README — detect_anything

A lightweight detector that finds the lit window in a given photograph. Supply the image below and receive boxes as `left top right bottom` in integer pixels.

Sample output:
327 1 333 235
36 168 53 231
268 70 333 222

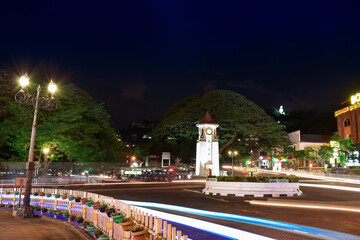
344 118 351 127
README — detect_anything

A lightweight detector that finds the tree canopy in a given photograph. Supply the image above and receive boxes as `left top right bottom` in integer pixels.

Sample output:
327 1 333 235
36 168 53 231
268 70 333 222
0 71 124 163
152 90 290 158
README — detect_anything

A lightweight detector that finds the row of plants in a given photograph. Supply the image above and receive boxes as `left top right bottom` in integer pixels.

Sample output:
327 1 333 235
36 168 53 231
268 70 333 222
1 191 154 240
2 191 85 202
215 175 299 182
0 203 13 208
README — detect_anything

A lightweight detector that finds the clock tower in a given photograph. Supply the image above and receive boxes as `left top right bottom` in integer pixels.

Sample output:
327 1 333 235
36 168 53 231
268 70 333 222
196 112 220 177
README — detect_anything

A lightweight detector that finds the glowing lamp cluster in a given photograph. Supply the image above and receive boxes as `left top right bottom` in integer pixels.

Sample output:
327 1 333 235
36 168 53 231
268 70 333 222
228 150 238 156
19 73 57 96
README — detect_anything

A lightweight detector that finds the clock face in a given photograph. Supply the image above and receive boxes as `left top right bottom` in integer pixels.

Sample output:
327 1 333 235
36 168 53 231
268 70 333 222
205 128 213 135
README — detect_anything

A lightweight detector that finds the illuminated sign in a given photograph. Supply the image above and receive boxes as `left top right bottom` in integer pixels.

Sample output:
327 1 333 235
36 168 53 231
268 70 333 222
351 93 360 105
334 93 360 117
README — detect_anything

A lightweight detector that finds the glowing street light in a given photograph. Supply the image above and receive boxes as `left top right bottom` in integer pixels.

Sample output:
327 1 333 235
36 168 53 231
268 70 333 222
19 73 30 88
228 150 238 176
14 73 58 218
43 147 50 155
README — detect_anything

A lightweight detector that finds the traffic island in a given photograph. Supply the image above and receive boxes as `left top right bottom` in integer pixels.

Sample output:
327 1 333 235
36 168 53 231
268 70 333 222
203 176 302 197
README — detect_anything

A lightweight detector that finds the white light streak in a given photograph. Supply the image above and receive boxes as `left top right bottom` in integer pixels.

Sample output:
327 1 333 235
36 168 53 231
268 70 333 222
249 200 360 213
122 202 274 240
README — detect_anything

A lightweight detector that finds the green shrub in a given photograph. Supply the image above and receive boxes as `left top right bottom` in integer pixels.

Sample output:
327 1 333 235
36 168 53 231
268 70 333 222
287 175 299 182
258 176 270 182
216 175 298 182
247 177 260 182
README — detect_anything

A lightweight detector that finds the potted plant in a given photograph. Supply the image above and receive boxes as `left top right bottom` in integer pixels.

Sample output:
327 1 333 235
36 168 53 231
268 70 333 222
5 191 10 195
61 193 67 200
46 193 52 198
76 216 84 223
33 192 39 196
99 234 109 240
99 203 108 212
42 207 48 213
14 191 19 196
70 214 77 221
92 201 100 210
110 212 123 223
86 199 93 207
48 209 54 214
129 225 148 240
106 207 115 217
118 217 134 231
82 220 90 228
35 207 42 211
74 196 81 202
62 211 70 218
54 193 60 199
21 191 25 195
6 204 13 208
55 210 62 216
94 228 103 238
87 224 95 232
67 195 75 201
0 203 5 208
39 192 45 197
81 198 88 204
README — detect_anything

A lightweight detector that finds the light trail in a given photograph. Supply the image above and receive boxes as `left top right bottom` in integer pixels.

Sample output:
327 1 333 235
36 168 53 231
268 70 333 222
120 200 360 240
299 183 360 192
248 200 360 213
258 169 360 185
121 202 274 240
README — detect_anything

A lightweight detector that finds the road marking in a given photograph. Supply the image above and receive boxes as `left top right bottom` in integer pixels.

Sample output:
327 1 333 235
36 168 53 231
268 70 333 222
183 189 229 202
182 189 202 194
205 196 229 202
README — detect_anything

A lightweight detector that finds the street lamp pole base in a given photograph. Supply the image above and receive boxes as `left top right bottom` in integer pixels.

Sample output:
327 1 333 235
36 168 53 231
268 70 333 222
16 205 34 218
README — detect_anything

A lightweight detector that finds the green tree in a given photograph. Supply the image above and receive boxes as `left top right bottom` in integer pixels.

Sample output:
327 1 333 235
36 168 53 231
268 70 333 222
0 73 124 164
152 90 290 160
318 145 333 166
332 132 356 166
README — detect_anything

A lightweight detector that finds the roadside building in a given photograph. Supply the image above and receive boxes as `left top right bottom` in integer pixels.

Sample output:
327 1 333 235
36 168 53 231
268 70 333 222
288 130 330 151
334 93 360 142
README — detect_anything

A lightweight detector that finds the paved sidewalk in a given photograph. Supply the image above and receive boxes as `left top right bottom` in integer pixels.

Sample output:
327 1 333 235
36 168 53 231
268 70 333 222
0 209 92 240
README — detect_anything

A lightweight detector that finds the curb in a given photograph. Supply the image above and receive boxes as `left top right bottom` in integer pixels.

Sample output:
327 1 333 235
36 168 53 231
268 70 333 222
38 215 94 240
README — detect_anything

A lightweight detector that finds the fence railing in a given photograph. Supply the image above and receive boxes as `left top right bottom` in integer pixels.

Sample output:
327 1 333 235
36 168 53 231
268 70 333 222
0 187 189 240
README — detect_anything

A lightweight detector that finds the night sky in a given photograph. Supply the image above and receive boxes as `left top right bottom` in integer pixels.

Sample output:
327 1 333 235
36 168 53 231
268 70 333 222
1 1 360 128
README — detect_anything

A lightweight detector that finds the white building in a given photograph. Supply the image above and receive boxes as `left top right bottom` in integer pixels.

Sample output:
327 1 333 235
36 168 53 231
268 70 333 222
288 130 330 150
196 112 220 177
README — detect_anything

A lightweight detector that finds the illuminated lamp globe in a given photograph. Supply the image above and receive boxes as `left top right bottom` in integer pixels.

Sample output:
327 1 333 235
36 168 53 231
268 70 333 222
19 73 30 88
48 79 57 94
43 147 50 155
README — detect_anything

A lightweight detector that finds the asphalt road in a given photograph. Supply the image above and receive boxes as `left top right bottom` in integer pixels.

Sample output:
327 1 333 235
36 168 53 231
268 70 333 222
60 180 360 240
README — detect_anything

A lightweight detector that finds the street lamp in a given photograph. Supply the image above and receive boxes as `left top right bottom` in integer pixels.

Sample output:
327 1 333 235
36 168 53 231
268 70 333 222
228 150 238 176
15 73 57 218
246 135 259 168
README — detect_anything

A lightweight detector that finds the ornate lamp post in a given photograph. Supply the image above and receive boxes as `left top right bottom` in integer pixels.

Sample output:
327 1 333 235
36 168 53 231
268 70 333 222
228 150 238 176
15 73 57 218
